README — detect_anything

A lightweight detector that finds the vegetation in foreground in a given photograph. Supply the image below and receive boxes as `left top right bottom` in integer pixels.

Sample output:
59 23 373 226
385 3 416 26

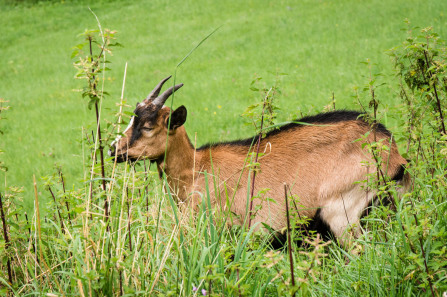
0 19 446 296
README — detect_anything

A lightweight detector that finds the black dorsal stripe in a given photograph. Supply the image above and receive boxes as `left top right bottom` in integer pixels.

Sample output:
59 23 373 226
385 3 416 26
197 110 392 151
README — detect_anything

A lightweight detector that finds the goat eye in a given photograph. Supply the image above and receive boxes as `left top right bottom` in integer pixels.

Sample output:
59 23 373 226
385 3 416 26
141 127 153 132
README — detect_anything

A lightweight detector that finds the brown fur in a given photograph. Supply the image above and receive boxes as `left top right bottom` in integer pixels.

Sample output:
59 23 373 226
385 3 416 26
112 103 409 247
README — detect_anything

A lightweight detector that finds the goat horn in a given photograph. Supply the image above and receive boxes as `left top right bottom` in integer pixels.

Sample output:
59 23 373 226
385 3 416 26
152 83 184 108
145 76 172 102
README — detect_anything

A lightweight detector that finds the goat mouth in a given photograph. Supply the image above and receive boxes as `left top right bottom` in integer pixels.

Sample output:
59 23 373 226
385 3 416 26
108 149 162 164
113 154 160 164
109 151 138 163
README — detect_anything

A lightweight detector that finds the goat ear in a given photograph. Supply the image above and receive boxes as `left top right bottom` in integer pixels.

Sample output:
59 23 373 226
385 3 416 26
166 105 187 130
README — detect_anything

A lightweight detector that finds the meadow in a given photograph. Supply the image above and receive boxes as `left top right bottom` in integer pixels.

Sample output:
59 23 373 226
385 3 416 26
1 0 446 207
0 0 446 296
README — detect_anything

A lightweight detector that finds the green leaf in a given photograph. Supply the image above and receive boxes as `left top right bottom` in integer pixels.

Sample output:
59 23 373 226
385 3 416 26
71 50 80 59
109 42 124 47
88 98 95 110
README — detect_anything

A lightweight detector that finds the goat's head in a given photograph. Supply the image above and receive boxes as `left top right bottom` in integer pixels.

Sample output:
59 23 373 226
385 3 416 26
109 76 187 162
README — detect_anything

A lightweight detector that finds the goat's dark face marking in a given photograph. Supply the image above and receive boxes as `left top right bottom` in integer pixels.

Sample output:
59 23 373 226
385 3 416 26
128 103 159 146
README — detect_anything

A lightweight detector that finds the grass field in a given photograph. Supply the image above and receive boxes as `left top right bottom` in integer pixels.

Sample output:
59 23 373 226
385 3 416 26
1 0 446 208
0 0 447 296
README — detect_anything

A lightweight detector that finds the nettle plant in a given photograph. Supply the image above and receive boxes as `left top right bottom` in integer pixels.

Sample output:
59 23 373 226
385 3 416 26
72 27 122 220
390 22 447 137
241 74 283 229
352 59 400 207
388 23 447 295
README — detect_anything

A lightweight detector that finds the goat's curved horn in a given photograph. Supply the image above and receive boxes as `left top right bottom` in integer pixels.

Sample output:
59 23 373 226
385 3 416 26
145 76 172 102
152 83 184 108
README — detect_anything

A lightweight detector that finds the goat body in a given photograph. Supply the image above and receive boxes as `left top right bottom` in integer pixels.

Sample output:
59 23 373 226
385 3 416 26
110 77 410 246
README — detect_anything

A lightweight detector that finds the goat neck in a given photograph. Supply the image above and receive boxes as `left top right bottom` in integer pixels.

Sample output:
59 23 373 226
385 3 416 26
154 125 195 201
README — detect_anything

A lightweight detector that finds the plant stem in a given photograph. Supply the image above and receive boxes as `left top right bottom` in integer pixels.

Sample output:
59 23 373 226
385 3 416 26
126 187 132 252
88 35 108 221
284 184 296 297
33 176 43 266
423 50 446 135
247 88 271 228
58 169 72 222
247 133 262 228
0 192 13 286
95 101 108 219
288 187 312 246
236 268 242 297
48 186 65 234
24 212 37 259
119 270 123 296
409 199 436 297
332 91 336 110
144 159 150 224
94 102 107 193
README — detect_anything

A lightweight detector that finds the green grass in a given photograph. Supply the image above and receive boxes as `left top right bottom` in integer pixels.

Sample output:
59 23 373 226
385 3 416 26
0 1 447 296
1 0 446 208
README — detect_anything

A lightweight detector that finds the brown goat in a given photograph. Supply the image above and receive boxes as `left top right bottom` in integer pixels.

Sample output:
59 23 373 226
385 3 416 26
109 76 410 247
